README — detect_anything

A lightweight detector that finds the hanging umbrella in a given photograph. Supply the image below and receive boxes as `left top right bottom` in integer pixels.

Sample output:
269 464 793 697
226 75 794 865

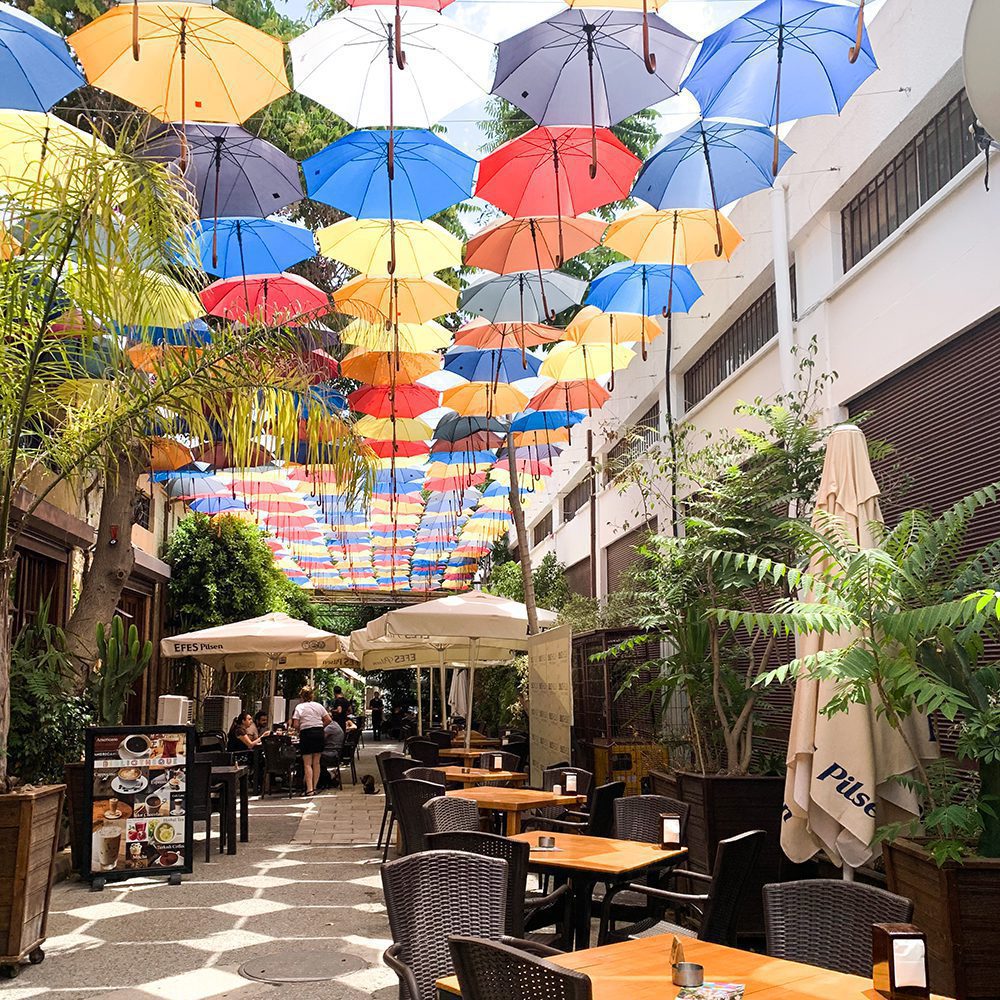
632 120 793 253
184 217 316 277
197 441 274 469
540 341 636 381
682 0 878 174
529 380 610 413
334 275 457 325
137 123 303 219
349 384 439 418
465 216 606 274
562 0 669 71
189 496 249 515
341 349 440 384
476 126 641 263
355 414 432 441
442 382 529 418
340 318 452 353
167 473 228 499
510 410 584 432
460 271 586 325
149 437 194 472
435 414 507 441
431 432 503 453
586 261 702 316
567 305 660 347
69 3 289 123
366 438 432 459
65 267 204 330
494 9 695 176
0 4 86 111
444 349 542 383
318 217 461 278
455 318 563 352
201 273 329 325
605 208 743 265
290 7 494 127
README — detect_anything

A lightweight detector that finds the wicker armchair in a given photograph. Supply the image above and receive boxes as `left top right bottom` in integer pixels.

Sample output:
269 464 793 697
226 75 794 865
404 766 447 786
388 778 444 855
381 755 420 860
600 829 766 946
382 851 559 1000
523 781 624 838
405 738 441 766
340 727 362 785
763 880 914 976
376 750 405 852
423 796 480 835
427 830 572 944
449 936 592 1000
426 730 455 749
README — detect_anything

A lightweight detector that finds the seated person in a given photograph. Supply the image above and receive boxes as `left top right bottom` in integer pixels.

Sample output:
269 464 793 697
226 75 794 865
318 718 345 789
228 712 261 755
252 710 270 739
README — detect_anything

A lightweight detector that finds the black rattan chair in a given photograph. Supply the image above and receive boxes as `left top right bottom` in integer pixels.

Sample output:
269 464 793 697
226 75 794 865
763 879 914 976
426 730 455 749
260 736 299 798
601 829 766 946
476 750 520 771
382 754 421 861
523 781 624 838
376 750 405 852
423 795 480 835
187 760 227 861
428 830 572 944
340 727 362 785
382 851 559 1000
196 730 227 754
449 936 591 1000
405 766 447 786
388 778 443 855
405 738 441 766
504 739 529 771
614 794 690 843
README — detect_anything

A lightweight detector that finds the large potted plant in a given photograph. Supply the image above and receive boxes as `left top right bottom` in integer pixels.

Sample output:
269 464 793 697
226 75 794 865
712 486 1000 999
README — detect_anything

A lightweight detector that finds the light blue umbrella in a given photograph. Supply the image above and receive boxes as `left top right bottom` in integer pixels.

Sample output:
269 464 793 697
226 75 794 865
189 497 248 515
444 348 542 383
683 0 877 174
586 262 702 316
510 410 584 433
185 218 317 278
0 4 85 111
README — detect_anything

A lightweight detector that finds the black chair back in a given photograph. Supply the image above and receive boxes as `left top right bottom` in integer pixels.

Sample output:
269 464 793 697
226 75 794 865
449 936 592 1000
406 738 441 766
700 829 766 946
426 730 455 748
614 794 690 844
423 796 480 837
405 766 447 786
586 781 626 837
503 739 529 771
383 754 420 788
388 778 444 855
196 730 227 753
341 726 361 758
763 879 914 976
186 760 214 822
542 767 594 802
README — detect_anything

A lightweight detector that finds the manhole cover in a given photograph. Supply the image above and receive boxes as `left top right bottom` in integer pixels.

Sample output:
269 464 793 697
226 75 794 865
238 948 367 983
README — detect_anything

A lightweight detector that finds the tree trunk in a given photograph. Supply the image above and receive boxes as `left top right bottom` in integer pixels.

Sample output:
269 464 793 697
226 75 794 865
0 555 14 791
506 430 538 635
64 447 145 687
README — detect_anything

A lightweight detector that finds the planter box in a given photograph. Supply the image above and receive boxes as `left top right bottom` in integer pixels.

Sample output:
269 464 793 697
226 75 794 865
884 838 1000 1000
0 784 65 969
651 770 814 941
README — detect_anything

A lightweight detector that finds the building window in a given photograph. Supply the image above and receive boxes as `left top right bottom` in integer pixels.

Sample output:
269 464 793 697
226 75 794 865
842 89 978 271
532 511 553 547
562 476 592 523
133 491 151 531
604 403 661 484
683 269 796 411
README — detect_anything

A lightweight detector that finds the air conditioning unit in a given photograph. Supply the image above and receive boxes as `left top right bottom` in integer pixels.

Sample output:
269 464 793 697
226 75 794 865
270 696 287 725
203 695 242 733
157 695 192 726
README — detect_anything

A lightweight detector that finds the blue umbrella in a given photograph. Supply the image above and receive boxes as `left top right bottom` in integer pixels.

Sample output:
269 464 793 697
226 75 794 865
0 5 85 111
189 497 248 515
143 320 213 347
510 410 584 433
185 218 317 278
444 349 542 383
683 0 877 174
428 451 497 466
303 129 476 221
586 262 702 316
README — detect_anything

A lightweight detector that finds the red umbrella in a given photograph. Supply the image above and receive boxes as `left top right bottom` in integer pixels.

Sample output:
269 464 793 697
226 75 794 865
476 126 640 262
430 432 503 453
304 348 340 383
529 380 610 414
201 273 328 325
426 473 487 491
495 458 553 477
251 499 311 513
277 528 327 541
465 215 606 273
349 384 439 419
366 438 431 459
455 317 563 351
261 513 317 527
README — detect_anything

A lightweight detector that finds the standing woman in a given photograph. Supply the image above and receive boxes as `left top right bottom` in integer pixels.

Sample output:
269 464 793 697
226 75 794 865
291 687 331 796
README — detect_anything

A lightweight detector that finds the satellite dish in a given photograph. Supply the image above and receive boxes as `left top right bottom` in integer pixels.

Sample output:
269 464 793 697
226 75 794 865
964 0 1000 139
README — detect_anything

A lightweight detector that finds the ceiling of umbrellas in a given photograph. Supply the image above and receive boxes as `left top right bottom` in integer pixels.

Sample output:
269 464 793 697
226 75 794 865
0 0 876 593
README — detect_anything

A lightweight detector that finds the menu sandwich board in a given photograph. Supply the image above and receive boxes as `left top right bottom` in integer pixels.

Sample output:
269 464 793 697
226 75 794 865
85 726 195 887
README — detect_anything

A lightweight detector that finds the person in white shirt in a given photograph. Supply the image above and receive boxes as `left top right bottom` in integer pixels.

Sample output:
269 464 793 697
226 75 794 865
291 687 332 796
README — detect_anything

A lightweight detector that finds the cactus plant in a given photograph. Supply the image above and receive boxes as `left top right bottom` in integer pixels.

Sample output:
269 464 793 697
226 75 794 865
92 616 153 726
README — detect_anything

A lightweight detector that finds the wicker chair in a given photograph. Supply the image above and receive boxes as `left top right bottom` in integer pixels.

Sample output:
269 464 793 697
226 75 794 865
763 880 914 976
600 829 766 946
476 750 520 772
428 830 572 944
426 730 455 749
423 796 480 835
376 750 405 852
406 738 441 766
523 781 625 838
388 778 443 855
260 736 300 798
449 936 591 1000
405 766 447 786
614 794 690 843
340 727 362 785
381 755 420 861
504 740 529 771
382 851 559 1000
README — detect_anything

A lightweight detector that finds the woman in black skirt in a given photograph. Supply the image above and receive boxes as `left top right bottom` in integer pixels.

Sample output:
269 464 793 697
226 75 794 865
291 687 332 796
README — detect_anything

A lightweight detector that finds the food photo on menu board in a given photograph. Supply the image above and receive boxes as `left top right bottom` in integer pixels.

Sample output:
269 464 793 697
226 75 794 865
87 727 193 879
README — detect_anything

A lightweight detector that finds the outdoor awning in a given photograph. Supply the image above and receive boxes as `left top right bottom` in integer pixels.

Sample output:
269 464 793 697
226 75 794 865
160 612 343 659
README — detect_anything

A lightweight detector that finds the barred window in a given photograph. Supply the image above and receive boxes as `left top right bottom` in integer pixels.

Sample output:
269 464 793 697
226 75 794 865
603 403 661 484
842 90 978 271
532 511 553 547
133 491 152 531
562 476 592 522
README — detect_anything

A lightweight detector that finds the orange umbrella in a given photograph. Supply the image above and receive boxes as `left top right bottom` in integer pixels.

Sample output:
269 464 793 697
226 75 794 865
333 275 458 325
465 214 606 273
442 382 529 417
340 349 440 384
567 304 661 347
513 428 570 447
529 380 610 414
455 316 564 351
604 207 743 265
149 437 194 471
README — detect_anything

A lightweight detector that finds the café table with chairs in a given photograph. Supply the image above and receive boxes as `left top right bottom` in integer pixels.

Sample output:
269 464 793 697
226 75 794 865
445 786 586 835
432 766 529 787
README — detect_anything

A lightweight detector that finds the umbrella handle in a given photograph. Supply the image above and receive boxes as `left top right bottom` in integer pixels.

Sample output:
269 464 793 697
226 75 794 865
848 0 865 63
642 3 657 74
395 6 407 70
714 208 724 258
132 0 140 60
590 131 598 181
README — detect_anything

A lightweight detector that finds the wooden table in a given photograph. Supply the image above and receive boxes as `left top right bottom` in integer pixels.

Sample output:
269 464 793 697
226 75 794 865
437 935 954 999
446 787 585 836
433 766 529 786
210 765 249 855
439 747 498 764
511 831 686 950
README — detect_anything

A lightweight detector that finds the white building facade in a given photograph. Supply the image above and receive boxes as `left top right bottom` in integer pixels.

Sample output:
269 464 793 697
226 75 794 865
525 0 998 600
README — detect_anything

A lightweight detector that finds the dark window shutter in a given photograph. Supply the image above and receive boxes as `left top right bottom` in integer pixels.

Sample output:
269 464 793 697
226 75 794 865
604 521 656 595
565 557 593 599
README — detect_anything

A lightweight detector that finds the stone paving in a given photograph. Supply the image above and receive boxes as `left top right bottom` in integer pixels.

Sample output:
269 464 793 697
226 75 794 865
0 740 402 1000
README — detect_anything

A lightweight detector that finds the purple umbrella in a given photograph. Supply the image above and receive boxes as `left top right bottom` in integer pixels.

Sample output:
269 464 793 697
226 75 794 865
493 9 695 176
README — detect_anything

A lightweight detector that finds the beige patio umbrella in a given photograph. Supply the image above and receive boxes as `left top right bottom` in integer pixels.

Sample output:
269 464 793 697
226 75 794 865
783 425 936 872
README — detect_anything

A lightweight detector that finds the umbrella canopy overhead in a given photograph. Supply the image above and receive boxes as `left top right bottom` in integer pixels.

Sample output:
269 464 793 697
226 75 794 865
464 216 605 274
0 4 86 111
184 218 317 278
319 217 462 278
460 271 586 324
201 273 329 324
160 612 341 657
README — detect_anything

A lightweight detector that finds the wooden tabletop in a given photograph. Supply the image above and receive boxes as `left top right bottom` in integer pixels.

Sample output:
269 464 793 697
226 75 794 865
434 766 529 786
439 747 498 761
436 935 953 999
445 787 584 812
509 831 685 876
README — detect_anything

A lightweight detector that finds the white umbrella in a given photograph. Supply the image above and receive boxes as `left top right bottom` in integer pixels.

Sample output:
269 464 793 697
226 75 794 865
289 7 495 128
448 668 469 720
783 425 937 873
160 613 341 658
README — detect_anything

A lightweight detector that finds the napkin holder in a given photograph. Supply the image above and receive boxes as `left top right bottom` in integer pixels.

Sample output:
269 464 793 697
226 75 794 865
660 813 682 851
873 924 930 999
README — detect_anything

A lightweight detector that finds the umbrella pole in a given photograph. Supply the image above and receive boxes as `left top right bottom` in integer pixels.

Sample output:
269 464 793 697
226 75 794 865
664 224 680 535
586 25 599 180
642 0 657 73
179 18 189 170
428 658 434 729
848 0 865 63
416 666 423 735
439 651 447 728
394 0 407 70
700 123 726 257
773 15 785 176
465 643 478 749
132 0 140 59
529 219 551 322
552 139 565 267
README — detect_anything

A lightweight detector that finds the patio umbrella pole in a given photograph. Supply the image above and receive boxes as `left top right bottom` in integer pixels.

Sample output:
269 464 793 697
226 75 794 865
586 24 599 180
464 643 478 749
848 0 865 63
416 666 423 735
439 651 447 727
772 12 785 176
428 661 434 729
699 123 726 257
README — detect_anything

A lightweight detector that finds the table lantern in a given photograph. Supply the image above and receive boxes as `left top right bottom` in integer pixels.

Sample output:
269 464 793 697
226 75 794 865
660 813 682 850
565 772 578 793
493 754 503 771
873 924 930 1000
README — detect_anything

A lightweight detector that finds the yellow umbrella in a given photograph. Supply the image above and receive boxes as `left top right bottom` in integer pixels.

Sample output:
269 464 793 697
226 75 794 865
540 341 636 380
341 349 441 385
604 208 744 265
0 111 116 207
340 319 452 352
334 275 458 325
127 343 202 373
318 218 462 278
69 3 289 123
425 461 493 480
442 382 528 418
371 499 424 514
490 471 547 491
567 305 661 346
65 267 203 329
0 227 20 260
355 415 433 441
